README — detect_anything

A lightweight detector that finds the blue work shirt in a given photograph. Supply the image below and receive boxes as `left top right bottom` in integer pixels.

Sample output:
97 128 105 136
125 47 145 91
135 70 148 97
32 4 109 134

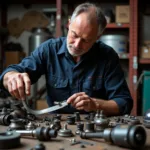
0 37 133 114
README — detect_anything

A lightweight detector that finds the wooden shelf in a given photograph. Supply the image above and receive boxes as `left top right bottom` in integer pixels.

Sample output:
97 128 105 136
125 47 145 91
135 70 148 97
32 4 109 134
139 59 150 64
106 23 130 29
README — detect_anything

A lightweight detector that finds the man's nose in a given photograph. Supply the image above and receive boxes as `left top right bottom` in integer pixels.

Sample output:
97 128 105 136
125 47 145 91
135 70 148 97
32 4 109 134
74 38 81 48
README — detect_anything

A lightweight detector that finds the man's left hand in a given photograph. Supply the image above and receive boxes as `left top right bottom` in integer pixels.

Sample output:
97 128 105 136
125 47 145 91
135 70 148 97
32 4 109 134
67 92 96 112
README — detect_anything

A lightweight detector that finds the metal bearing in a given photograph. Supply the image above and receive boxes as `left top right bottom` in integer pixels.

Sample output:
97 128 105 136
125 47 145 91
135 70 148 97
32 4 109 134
0 131 21 149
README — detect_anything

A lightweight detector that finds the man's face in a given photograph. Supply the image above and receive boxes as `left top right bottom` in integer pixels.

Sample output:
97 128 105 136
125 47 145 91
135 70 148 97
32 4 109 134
67 13 99 57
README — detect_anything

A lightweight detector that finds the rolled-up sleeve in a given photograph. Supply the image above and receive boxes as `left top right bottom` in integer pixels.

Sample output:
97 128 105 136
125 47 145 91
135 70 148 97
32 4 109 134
104 50 133 115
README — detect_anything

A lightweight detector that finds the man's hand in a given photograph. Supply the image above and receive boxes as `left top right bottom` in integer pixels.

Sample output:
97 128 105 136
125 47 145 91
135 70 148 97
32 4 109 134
67 92 120 115
67 92 97 112
3 71 31 100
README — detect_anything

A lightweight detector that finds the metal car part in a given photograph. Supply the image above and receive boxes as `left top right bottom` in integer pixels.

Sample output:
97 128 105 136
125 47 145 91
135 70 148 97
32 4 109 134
22 99 68 115
80 124 147 149
0 131 21 149
15 127 57 141
58 123 73 137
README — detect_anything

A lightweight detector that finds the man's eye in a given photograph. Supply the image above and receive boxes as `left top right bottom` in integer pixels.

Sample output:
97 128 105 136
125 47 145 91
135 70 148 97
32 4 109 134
72 32 77 38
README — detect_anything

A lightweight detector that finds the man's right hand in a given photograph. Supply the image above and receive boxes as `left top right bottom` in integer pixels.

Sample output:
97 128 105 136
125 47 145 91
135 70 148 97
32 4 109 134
3 71 31 100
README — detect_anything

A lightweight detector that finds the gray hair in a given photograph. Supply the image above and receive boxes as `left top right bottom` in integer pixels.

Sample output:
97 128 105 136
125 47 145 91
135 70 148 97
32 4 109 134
70 2 107 36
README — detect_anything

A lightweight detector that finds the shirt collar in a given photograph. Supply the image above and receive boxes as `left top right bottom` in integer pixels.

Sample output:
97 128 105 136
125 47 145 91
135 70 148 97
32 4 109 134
57 38 67 55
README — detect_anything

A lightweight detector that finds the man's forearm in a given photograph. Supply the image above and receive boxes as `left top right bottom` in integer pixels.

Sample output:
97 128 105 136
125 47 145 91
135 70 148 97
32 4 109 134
92 98 120 116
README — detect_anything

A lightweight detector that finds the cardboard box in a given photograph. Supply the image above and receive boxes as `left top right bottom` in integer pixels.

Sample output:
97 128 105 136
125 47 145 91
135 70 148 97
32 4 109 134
140 46 150 58
140 41 150 58
5 51 25 67
116 5 130 23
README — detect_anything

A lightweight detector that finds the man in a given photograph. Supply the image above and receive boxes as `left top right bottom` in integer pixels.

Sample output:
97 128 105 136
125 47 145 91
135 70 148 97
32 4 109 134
0 3 133 115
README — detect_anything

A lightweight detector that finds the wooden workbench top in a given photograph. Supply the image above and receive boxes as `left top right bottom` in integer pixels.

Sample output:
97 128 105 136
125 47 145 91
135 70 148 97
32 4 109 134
0 115 150 150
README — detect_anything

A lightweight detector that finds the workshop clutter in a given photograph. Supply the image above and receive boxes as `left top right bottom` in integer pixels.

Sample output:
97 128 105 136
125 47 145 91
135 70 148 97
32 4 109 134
140 41 150 58
103 5 130 24
100 34 128 54
115 5 130 23
4 42 25 68
0 99 147 149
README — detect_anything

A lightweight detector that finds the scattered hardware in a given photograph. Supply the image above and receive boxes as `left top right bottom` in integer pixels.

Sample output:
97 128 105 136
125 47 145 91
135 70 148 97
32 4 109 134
25 121 37 130
29 143 46 150
74 112 81 122
84 121 95 133
66 115 76 125
58 123 74 137
80 124 147 149
75 122 84 135
9 118 26 130
94 110 109 131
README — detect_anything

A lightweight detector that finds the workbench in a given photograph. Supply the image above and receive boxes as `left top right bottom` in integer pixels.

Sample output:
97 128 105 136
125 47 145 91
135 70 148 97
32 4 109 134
0 115 150 150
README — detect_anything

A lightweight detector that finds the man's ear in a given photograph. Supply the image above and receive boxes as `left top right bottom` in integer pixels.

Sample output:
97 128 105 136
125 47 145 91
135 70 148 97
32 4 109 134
68 19 71 28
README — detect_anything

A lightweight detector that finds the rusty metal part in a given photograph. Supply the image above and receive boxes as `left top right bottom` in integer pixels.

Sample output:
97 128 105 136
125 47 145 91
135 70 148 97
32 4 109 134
0 131 21 149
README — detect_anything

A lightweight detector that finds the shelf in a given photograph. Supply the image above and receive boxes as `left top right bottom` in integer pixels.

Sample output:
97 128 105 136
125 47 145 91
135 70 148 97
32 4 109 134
106 23 130 29
139 59 150 64
118 53 129 59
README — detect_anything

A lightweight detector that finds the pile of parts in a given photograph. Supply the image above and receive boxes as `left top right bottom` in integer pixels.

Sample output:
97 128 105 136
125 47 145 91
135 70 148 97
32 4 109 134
0 98 148 149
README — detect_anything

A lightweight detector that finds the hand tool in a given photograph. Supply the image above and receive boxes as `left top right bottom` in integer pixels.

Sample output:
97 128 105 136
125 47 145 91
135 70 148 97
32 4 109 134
22 98 68 115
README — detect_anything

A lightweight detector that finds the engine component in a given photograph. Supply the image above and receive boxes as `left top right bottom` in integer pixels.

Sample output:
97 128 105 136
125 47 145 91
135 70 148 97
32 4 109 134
0 114 13 126
80 124 146 149
26 122 37 130
0 131 21 149
52 114 62 121
75 122 84 135
94 110 109 131
15 127 57 141
9 118 26 130
10 101 27 118
66 115 75 125
84 121 95 133
74 112 81 122
50 119 61 131
58 123 73 137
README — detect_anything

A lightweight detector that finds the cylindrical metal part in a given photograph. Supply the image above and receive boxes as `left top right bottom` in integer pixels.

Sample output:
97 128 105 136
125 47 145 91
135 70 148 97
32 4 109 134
80 131 103 139
15 127 57 141
15 130 34 137
111 124 146 148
